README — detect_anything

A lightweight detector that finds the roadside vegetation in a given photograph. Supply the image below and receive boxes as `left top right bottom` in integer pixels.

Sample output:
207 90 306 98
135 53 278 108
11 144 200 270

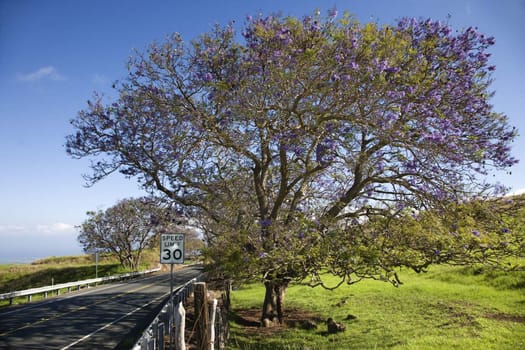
229 264 525 349
0 250 161 307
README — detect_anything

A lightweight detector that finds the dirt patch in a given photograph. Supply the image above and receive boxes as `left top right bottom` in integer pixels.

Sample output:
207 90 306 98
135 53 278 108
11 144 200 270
485 313 525 324
433 301 525 326
433 302 480 329
231 307 327 336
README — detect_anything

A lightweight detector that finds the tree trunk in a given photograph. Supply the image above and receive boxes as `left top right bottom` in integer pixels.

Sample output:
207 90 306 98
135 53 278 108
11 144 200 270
261 281 287 327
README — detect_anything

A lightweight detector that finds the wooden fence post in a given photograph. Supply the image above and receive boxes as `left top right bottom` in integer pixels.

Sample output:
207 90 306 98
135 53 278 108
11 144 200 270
194 282 209 350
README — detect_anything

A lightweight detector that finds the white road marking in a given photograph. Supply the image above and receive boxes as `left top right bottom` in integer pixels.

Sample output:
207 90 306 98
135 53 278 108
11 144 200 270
60 290 169 349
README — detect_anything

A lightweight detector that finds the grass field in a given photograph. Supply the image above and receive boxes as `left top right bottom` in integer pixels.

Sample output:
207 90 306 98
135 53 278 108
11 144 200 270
0 250 162 306
228 265 525 349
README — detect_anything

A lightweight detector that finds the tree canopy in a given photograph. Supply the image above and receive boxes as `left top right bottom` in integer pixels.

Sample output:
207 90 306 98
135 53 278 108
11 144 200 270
77 197 183 270
67 10 520 323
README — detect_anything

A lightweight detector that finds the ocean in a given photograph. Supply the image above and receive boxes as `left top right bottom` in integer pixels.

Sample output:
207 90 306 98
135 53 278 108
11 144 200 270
0 232 84 264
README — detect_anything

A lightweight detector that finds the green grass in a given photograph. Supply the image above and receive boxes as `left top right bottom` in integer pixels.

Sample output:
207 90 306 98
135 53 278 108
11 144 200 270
228 265 525 349
0 255 121 292
0 251 162 307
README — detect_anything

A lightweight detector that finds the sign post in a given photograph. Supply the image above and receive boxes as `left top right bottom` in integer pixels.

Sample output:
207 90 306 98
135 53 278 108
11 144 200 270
160 233 185 350
95 252 99 279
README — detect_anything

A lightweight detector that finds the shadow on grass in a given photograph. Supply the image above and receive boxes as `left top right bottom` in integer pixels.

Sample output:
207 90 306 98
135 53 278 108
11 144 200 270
230 307 358 335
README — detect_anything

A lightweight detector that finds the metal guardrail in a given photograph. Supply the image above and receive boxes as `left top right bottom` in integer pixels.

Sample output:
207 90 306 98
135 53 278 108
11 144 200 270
132 273 204 350
0 267 161 305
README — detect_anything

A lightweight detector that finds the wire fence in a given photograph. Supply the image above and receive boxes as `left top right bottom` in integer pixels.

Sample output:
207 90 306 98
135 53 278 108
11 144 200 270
132 275 230 350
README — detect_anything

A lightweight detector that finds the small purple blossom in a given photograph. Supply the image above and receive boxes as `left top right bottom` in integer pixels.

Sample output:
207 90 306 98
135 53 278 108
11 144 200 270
472 230 481 237
328 7 338 19
311 20 321 31
385 66 400 74
202 72 213 82
260 218 272 228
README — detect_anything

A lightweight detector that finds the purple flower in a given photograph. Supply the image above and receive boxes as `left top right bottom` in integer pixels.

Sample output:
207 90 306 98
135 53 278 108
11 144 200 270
472 230 481 237
396 202 406 211
259 252 268 258
260 218 272 227
202 72 213 82
328 7 338 19
385 66 400 74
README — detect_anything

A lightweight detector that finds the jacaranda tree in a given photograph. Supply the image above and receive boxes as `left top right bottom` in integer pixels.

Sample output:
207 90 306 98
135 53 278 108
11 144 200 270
77 197 177 270
66 10 520 325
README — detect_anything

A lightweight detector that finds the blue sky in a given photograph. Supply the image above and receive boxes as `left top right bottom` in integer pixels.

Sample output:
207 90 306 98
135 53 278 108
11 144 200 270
1 0 524 262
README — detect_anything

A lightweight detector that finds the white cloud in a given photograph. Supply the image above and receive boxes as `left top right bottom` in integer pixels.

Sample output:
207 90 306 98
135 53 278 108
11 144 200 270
0 225 26 233
17 66 66 82
507 188 525 197
36 222 76 234
0 222 76 235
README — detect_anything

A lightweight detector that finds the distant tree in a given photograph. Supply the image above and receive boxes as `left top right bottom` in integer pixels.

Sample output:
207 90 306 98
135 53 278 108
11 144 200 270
67 10 520 325
78 197 170 270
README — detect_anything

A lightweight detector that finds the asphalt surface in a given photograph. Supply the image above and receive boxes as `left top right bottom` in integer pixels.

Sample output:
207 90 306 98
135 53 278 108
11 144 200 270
0 265 202 349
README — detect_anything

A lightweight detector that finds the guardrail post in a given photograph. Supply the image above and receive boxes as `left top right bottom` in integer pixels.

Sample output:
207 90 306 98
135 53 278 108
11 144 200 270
158 322 165 350
152 321 158 348
143 337 153 350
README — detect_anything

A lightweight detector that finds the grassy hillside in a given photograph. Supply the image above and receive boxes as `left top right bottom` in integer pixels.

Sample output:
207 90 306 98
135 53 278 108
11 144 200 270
229 265 525 349
0 249 161 296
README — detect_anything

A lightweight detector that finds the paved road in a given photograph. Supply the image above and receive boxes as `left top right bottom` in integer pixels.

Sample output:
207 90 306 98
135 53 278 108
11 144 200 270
0 265 202 349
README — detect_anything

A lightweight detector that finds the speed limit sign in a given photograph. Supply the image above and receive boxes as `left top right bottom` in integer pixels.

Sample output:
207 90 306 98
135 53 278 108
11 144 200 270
160 233 185 264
